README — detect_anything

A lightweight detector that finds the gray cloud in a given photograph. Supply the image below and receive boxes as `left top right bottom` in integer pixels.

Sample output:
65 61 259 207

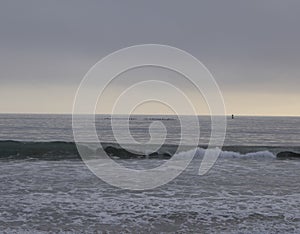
0 0 300 109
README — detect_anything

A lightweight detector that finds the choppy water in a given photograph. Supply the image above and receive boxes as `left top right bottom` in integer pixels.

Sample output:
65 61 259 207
0 114 299 233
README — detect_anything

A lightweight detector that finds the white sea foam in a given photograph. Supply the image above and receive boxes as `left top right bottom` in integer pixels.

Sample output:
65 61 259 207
174 147 276 160
1 156 300 232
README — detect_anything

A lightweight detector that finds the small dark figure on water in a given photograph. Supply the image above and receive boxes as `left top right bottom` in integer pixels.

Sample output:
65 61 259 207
232 114 234 119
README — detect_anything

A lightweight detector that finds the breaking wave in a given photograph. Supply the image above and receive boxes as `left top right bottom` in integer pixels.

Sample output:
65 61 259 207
0 141 299 160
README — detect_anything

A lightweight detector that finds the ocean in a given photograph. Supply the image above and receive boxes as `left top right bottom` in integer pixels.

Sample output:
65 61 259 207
0 114 300 233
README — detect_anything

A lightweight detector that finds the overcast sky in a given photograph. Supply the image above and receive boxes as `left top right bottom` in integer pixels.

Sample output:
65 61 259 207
0 0 299 115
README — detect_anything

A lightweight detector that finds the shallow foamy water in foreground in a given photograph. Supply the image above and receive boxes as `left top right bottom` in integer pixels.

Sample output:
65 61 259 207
1 154 300 233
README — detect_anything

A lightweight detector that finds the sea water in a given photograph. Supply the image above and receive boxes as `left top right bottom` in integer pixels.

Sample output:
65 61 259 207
0 114 299 233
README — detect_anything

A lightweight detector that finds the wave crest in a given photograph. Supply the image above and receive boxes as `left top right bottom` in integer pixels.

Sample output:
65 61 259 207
0 141 298 161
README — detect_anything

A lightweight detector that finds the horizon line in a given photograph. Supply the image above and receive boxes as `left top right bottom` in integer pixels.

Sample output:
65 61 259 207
0 112 299 118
